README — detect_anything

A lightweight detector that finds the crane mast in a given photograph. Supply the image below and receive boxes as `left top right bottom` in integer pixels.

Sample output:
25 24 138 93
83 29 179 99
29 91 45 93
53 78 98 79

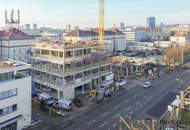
99 0 104 44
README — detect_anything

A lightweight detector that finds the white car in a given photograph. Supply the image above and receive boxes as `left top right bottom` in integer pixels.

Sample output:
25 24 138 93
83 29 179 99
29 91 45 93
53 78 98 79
116 80 126 87
142 82 152 88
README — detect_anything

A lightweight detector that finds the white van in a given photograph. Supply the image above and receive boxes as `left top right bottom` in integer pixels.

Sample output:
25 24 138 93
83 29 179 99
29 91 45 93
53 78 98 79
53 99 72 111
38 93 54 105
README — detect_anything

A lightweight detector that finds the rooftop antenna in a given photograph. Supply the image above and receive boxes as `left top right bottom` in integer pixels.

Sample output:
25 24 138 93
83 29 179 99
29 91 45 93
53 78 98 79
5 9 20 29
5 10 8 29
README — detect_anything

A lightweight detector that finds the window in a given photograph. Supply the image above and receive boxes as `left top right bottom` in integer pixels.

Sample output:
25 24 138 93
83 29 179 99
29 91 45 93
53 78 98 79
0 104 17 117
0 89 17 100
12 104 17 112
12 49 16 54
1 121 17 130
0 109 2 115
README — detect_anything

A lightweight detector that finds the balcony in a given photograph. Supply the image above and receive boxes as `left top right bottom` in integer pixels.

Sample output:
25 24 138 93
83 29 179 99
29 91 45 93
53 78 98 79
64 59 112 76
32 65 64 77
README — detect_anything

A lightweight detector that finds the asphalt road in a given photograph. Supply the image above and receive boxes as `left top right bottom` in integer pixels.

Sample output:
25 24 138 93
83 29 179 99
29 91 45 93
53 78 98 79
42 68 190 130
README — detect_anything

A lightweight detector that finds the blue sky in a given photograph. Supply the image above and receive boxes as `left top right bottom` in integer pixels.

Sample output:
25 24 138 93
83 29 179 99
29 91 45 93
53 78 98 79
0 0 190 28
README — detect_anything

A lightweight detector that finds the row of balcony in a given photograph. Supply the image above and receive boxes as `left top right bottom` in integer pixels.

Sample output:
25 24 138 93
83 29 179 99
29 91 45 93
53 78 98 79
64 60 112 76
32 70 111 89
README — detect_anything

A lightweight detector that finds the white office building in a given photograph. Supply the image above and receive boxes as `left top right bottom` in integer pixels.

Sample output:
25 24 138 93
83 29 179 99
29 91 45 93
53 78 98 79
123 31 145 42
170 36 190 46
0 60 31 130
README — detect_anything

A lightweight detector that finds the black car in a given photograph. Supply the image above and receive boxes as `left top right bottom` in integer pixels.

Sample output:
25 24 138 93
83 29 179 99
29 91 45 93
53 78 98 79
73 98 83 107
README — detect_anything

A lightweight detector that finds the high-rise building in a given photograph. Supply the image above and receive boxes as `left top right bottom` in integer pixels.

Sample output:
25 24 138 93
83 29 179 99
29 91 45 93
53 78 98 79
66 24 71 32
25 24 30 29
33 23 38 29
20 24 30 29
0 60 31 130
120 22 125 31
147 17 156 28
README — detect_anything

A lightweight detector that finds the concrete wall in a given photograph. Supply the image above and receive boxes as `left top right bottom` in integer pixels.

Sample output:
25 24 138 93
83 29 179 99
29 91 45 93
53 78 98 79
0 77 32 130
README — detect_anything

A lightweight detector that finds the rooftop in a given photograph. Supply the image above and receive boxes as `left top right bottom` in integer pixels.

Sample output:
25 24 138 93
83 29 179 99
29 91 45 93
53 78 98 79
0 60 31 74
34 40 112 50
65 28 123 37
0 27 35 40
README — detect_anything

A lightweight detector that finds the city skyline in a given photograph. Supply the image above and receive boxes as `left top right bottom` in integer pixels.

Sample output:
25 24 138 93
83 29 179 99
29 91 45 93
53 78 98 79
0 0 190 28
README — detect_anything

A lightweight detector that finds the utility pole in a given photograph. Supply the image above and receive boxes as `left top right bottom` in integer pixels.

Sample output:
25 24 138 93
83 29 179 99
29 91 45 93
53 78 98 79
181 47 184 64
157 36 160 78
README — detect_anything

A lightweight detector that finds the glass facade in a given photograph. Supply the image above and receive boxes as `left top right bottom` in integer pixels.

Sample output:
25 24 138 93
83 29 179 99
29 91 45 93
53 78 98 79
0 73 14 82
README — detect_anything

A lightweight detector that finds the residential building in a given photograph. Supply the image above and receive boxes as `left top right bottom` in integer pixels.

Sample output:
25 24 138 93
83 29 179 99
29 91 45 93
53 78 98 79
170 36 190 46
64 28 126 51
0 28 36 63
123 30 145 42
21 24 30 29
147 16 156 28
33 23 38 29
31 40 113 100
65 24 71 32
0 60 31 130
120 22 125 31
39 32 64 43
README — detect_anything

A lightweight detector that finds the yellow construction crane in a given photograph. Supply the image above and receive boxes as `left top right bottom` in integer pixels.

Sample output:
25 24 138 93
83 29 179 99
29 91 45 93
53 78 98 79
99 0 104 44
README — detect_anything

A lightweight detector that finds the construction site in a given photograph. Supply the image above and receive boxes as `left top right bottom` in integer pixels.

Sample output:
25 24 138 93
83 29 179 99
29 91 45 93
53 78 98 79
31 40 113 99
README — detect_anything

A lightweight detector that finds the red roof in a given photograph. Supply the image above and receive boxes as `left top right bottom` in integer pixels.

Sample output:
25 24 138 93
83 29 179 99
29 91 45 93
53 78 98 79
0 28 34 40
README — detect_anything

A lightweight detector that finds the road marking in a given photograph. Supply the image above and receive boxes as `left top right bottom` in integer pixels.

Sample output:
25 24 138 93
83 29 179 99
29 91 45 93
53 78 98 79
101 111 109 117
113 123 117 127
114 113 121 119
114 104 120 109
134 107 138 111
88 119 96 125
125 107 132 111
125 100 129 103
99 121 108 127
136 101 141 105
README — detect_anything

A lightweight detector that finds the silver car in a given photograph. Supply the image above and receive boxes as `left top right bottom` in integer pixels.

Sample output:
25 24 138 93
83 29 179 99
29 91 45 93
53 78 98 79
142 82 152 88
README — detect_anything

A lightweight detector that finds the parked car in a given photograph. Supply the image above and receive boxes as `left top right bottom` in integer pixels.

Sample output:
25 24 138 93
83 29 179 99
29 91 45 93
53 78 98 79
38 93 55 105
116 80 126 87
73 98 83 107
142 82 152 88
182 64 190 69
53 99 72 111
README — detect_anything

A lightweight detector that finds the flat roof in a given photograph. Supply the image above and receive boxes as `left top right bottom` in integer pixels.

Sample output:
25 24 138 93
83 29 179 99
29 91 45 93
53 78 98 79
34 40 112 51
0 60 31 74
